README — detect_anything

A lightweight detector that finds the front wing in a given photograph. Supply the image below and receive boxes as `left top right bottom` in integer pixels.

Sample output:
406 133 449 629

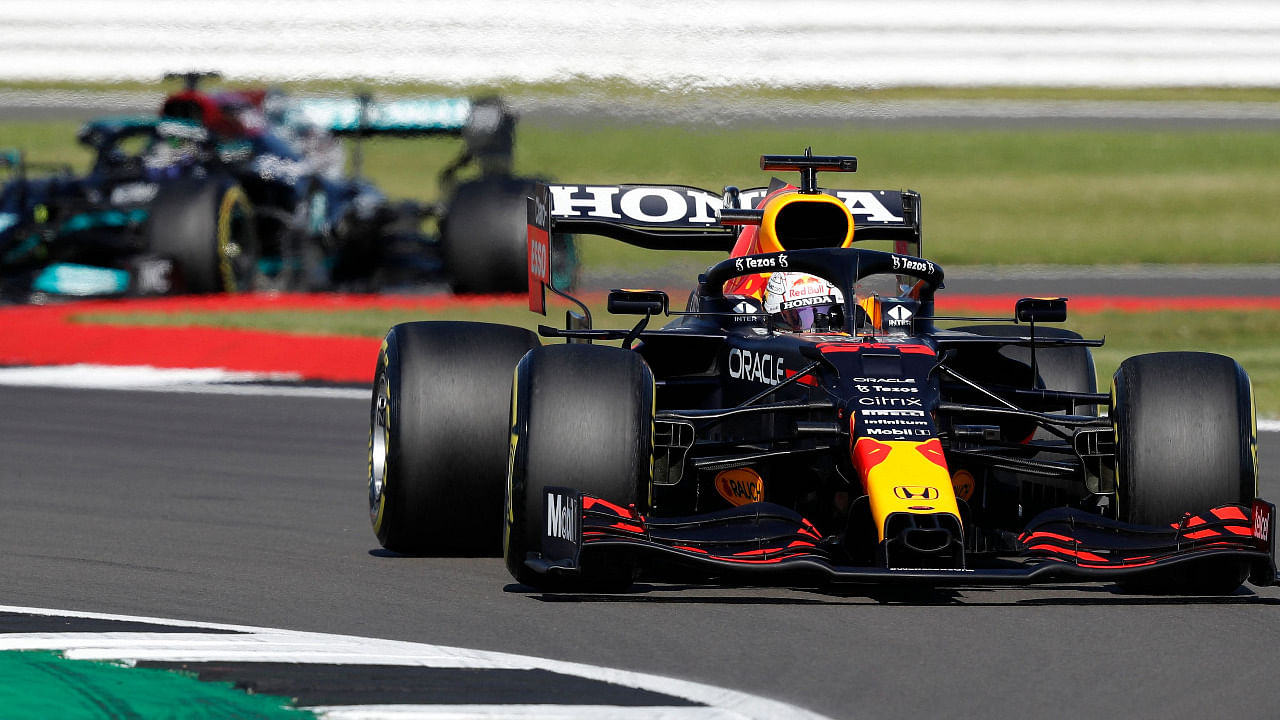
528 488 1278 589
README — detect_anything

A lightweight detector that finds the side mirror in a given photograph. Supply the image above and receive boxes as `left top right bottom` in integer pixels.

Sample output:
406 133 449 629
1016 297 1067 323
608 288 669 316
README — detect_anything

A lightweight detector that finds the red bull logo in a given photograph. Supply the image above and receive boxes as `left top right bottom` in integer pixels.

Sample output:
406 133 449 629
788 275 824 298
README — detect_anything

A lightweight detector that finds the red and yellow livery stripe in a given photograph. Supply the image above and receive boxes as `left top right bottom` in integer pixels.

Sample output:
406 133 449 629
852 435 960 541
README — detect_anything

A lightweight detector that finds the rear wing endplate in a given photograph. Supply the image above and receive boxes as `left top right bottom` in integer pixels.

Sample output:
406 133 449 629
527 186 552 313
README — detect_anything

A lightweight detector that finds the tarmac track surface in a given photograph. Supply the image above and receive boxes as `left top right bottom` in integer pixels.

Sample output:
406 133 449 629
1 384 1278 719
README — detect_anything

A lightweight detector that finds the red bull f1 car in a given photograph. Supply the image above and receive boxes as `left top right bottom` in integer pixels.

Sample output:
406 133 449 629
368 150 1276 595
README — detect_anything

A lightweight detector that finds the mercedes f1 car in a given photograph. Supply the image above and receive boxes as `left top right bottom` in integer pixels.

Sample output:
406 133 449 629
0 73 573 302
368 151 1275 595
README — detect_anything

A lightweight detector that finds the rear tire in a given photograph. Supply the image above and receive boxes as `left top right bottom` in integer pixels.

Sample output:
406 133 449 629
950 325 1097 441
504 344 654 589
1112 351 1257 594
369 321 540 556
441 176 577 294
146 177 256 293
441 176 530 294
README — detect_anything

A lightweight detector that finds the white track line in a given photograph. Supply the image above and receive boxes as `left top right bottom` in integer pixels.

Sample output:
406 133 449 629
0 364 298 387
310 707 746 719
0 604 832 720
0 365 368 399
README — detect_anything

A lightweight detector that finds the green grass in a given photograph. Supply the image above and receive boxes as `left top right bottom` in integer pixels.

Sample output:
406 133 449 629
75 304 1280 417
9 120 1278 269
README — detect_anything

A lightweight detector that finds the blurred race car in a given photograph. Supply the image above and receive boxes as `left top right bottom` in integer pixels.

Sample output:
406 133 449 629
367 150 1276 595
0 73 573 301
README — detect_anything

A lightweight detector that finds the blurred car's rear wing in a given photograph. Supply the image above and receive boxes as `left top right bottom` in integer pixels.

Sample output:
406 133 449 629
287 97 473 137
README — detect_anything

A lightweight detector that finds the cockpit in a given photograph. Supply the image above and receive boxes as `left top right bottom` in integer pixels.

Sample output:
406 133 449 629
699 247 941 338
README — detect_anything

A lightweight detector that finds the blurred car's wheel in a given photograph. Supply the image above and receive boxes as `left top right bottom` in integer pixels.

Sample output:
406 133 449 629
369 321 539 555
146 177 256 293
442 176 576 294
505 344 654 590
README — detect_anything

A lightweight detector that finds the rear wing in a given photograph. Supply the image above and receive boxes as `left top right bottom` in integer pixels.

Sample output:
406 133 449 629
526 181 922 313
286 97 472 136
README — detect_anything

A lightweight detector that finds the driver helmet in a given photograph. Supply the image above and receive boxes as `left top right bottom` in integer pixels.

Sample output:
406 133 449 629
762 272 845 332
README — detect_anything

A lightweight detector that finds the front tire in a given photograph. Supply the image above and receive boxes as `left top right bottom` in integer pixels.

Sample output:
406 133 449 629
1112 351 1257 593
369 321 540 555
504 344 654 589
1113 352 1256 525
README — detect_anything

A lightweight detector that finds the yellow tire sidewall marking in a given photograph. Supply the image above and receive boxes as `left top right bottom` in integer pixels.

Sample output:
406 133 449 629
217 186 250 293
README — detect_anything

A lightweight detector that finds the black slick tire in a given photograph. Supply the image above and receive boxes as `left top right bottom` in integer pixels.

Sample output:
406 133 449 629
440 176 534 294
504 344 654 590
369 321 540 556
951 325 1097 415
1112 351 1257 593
146 177 255 293
950 325 1097 442
1113 352 1256 524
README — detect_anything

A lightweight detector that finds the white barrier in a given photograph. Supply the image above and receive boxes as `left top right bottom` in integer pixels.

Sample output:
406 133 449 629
1 0 1279 87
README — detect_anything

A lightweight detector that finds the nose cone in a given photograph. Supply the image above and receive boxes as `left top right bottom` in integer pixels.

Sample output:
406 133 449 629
851 435 962 544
